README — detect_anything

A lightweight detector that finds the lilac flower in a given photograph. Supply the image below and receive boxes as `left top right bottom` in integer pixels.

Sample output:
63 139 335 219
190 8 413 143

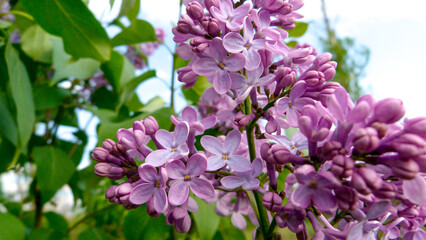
221 158 263 190
129 164 168 213
145 122 190 167
166 154 215 206
210 0 252 31
171 106 217 135
192 38 246 94
290 165 337 212
265 131 308 154
276 81 314 127
201 130 252 172
231 63 275 103
116 121 152 160
223 17 266 70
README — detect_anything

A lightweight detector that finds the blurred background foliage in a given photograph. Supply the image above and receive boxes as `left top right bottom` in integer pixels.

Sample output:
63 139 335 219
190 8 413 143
0 0 368 239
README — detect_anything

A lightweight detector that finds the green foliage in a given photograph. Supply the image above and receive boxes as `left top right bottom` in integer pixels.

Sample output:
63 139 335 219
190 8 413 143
112 20 157 46
193 198 220 240
21 25 53 63
101 50 135 91
182 76 212 104
33 84 70 110
21 0 111 62
33 146 76 203
0 96 18 145
287 22 309 38
0 212 26 240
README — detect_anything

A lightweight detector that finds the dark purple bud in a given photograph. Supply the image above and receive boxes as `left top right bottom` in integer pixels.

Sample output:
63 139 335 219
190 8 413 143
258 50 274 76
95 163 124 180
190 36 209 53
318 62 336 81
334 186 359 211
112 142 128 158
350 171 370 195
102 139 116 152
370 122 388 138
144 116 159 135
373 98 405 124
392 133 426 158
205 0 219 11
260 142 270 162
92 147 110 162
313 53 332 67
178 66 198 88
275 67 295 89
350 168 382 195
202 17 219 37
271 15 296 30
352 127 380 153
263 0 283 11
302 70 325 87
373 181 397 199
267 144 292 165
399 207 419 219
405 117 426 138
263 192 283 212
414 153 426 172
275 2 292 15
330 155 354 179
177 15 196 34
389 159 419 180
105 185 118 201
318 141 345 161
186 1 204 21
234 112 255 127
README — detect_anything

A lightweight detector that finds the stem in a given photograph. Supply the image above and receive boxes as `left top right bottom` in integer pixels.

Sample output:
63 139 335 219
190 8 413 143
244 96 270 239
170 2 183 112
267 217 277 237
67 204 116 233
34 181 43 229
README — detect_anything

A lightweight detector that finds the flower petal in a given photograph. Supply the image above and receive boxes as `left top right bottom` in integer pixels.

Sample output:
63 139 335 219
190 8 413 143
169 181 190 206
231 212 247 230
201 135 224 155
224 130 241 154
139 164 158 183
129 183 154 205
174 122 189 146
312 189 337 212
242 178 259 190
190 178 215 199
207 155 226 171
166 159 187 179
192 58 219 76
221 176 245 189
227 155 252 172
155 129 174 149
243 49 261 70
153 188 167 213
182 106 198 122
290 185 312 208
223 53 246 72
213 70 231 94
187 154 207 177
223 32 246 53
146 149 172 167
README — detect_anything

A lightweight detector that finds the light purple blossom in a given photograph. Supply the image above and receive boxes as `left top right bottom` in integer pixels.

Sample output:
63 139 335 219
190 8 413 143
210 0 252 31
201 130 252 172
221 157 262 190
166 154 215 206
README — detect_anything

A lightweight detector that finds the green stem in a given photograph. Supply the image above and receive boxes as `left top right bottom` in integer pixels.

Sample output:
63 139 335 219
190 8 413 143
267 217 277 237
170 2 183 112
244 96 270 239
67 204 116 233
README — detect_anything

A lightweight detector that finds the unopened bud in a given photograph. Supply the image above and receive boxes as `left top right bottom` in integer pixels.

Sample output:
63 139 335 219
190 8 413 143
405 117 426 138
186 1 204 20
267 144 292 165
95 163 124 180
144 116 159 135
92 147 110 162
373 98 405 124
392 133 426 158
102 139 115 152
234 112 255 127
190 36 209 53
263 192 283 212
353 127 380 153
330 155 354 179
202 17 220 37
389 159 419 180
374 181 397 199
334 186 358 211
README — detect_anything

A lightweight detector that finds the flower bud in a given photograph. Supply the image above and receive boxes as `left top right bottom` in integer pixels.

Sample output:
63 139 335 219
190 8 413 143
105 185 118 201
95 163 124 180
353 127 380 153
405 117 426 138
370 122 388 138
330 155 354 179
102 139 116 152
146 198 161 217
186 1 204 21
234 112 255 127
92 147 110 162
177 15 195 34
267 144 292 165
205 0 219 11
334 186 359 211
389 159 419 180
144 116 159 135
303 70 324 87
313 53 332 67
202 17 219 37
318 141 345 161
392 133 426 158
373 98 405 124
178 66 198 88
190 36 209 53
373 181 397 199
263 192 283 212
350 168 382 195
318 62 336 81
271 15 296 30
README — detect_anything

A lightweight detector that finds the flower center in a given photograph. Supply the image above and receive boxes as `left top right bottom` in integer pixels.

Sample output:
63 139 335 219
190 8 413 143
309 181 317 188
222 154 229 160
291 146 296 150
288 102 292 107
171 148 177 152
244 43 250 49
155 181 161 188
218 62 226 69
184 175 191 181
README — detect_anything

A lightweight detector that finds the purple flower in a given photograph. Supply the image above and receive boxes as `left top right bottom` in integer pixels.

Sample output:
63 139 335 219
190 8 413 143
166 154 215 206
276 81 314 127
223 17 265 70
145 122 190 167
192 38 246 94
265 131 308 154
210 0 252 31
129 164 168 212
171 106 217 135
201 130 252 172
221 157 263 190
290 165 337 212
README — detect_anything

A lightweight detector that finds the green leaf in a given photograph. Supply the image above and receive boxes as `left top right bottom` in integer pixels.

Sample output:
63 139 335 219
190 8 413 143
101 50 135 91
0 19 12 29
33 146 76 203
182 76 212 104
286 40 298 49
0 96 18 145
193 198 220 240
21 25 53 63
0 212 26 240
118 0 140 22
287 22 309 38
92 87 118 110
33 84 70 110
122 206 150 240
79 229 110 240
21 0 111 62
44 211 68 233
125 93 144 112
174 55 190 70
118 70 156 109
111 19 156 46
0 138 16 173
5 42 35 149
51 37 100 85
139 96 165 113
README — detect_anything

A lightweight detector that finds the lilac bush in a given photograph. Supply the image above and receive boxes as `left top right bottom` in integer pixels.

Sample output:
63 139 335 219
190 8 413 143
92 0 426 239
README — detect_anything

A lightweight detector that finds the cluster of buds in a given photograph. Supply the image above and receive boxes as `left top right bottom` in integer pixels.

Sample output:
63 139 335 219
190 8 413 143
93 0 426 239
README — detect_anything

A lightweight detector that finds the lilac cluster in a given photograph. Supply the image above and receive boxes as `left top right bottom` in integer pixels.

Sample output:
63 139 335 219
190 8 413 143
93 0 426 238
